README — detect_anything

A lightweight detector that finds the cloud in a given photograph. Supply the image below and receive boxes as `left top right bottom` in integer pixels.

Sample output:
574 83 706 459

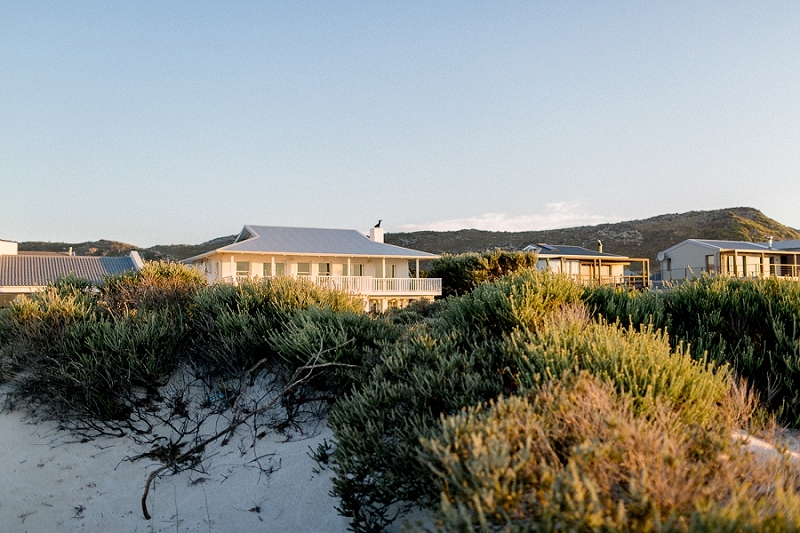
398 203 620 232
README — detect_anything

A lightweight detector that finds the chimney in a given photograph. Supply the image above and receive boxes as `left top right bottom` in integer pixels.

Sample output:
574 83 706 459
68 247 73 256
597 240 603 254
370 226 384 243
768 236 774 249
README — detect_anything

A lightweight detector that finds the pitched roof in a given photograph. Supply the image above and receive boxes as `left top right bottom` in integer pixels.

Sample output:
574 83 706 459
766 239 800 251
0 255 138 287
186 225 438 260
523 244 627 259
660 239 775 256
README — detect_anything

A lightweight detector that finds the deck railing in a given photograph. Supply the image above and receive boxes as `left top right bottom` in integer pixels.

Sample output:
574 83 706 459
224 275 442 295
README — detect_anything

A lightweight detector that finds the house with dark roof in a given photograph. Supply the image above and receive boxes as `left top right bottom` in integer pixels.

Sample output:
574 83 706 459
522 243 650 288
0 239 143 306
657 239 800 281
182 225 442 312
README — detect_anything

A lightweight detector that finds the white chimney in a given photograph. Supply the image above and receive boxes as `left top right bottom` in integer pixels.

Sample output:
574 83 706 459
768 236 774 249
370 226 384 243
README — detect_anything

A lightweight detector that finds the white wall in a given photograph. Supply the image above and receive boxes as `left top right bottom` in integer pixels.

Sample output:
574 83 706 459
0 240 18 256
661 242 715 280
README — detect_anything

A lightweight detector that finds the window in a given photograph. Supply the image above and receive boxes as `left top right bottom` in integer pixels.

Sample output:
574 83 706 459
318 263 330 276
350 264 363 276
275 262 285 276
297 262 310 276
375 264 383 278
387 264 396 278
263 263 271 277
236 261 250 278
705 255 715 273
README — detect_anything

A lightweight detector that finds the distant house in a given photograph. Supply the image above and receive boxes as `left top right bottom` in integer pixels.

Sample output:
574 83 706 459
0 239 144 306
522 243 650 288
182 225 442 312
657 239 800 281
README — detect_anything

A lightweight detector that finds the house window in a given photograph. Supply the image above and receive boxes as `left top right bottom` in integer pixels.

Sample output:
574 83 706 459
236 261 250 278
297 263 310 276
705 255 715 273
275 262 285 276
350 264 363 276
387 264 396 278
375 264 384 278
318 263 330 276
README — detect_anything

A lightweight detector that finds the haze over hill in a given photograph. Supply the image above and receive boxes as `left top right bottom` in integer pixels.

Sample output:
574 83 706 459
15 208 800 265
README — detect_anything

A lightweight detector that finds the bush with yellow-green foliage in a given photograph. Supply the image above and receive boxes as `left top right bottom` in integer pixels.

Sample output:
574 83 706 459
427 249 540 298
422 373 799 533
0 263 204 422
586 275 800 426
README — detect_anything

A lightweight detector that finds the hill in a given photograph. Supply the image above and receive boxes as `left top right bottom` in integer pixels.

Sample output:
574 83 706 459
385 207 800 263
15 208 800 265
17 235 237 262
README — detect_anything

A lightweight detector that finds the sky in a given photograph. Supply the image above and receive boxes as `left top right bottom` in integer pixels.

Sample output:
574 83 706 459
2 2 799 247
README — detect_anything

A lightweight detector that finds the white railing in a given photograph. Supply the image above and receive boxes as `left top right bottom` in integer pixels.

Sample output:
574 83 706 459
221 275 442 295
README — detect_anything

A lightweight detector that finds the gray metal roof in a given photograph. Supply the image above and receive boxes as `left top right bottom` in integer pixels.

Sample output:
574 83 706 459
766 240 800 251
189 225 438 259
524 244 627 259
0 255 138 287
691 239 772 251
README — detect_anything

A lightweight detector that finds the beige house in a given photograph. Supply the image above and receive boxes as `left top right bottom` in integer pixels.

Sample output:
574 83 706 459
0 239 144 306
523 243 650 288
657 239 800 281
183 225 442 312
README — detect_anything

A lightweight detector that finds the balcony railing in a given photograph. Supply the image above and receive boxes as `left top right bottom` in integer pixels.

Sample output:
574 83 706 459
223 275 442 295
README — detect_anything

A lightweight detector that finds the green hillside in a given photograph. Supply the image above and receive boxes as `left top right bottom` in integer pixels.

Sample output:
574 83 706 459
16 208 800 265
385 207 800 263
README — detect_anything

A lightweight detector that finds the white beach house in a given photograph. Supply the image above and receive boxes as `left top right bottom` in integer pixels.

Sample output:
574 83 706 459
182 225 442 312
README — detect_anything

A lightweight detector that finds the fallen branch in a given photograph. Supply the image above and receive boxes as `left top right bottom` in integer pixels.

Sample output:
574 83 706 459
141 340 356 520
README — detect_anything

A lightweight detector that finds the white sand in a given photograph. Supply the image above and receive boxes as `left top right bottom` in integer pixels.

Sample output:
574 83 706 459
0 408 352 533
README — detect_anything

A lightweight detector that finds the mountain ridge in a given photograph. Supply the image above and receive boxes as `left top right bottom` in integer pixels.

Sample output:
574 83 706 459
14 208 800 264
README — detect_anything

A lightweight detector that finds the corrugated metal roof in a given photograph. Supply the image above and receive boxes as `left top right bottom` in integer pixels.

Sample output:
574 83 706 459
199 225 438 259
691 239 772 251
768 240 800 251
0 255 137 287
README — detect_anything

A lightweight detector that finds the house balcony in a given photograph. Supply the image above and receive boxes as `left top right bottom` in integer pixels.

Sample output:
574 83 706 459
222 275 442 296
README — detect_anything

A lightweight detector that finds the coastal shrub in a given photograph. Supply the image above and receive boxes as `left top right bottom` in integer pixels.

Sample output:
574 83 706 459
428 249 540 297
422 374 797 533
188 276 364 378
100 260 205 317
327 270 587 532
587 276 800 426
0 263 199 422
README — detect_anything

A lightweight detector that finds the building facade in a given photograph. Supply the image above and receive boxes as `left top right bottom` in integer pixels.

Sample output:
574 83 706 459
183 225 442 312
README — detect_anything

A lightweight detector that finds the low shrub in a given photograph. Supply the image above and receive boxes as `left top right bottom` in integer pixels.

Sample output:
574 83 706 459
188 276 364 378
428 249 540 298
587 276 800 426
0 263 200 422
327 270 587 532
422 374 798 533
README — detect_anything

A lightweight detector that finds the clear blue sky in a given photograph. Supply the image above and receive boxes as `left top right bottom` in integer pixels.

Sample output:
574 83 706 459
2 2 799 247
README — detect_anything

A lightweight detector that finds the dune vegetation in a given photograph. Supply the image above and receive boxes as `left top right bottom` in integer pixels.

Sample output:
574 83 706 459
2 252 800 532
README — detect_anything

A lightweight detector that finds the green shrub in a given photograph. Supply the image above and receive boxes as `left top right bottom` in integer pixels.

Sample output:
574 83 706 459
428 249 540 298
188 276 365 377
586 276 800 426
327 270 586 532
422 374 799 533
0 263 199 422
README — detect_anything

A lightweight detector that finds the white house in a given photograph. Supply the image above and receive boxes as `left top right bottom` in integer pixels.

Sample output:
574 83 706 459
657 239 800 281
522 243 650 288
0 239 144 306
182 225 442 312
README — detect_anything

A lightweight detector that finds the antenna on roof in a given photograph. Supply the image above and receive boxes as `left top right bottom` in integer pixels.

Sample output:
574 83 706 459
375 219 382 228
